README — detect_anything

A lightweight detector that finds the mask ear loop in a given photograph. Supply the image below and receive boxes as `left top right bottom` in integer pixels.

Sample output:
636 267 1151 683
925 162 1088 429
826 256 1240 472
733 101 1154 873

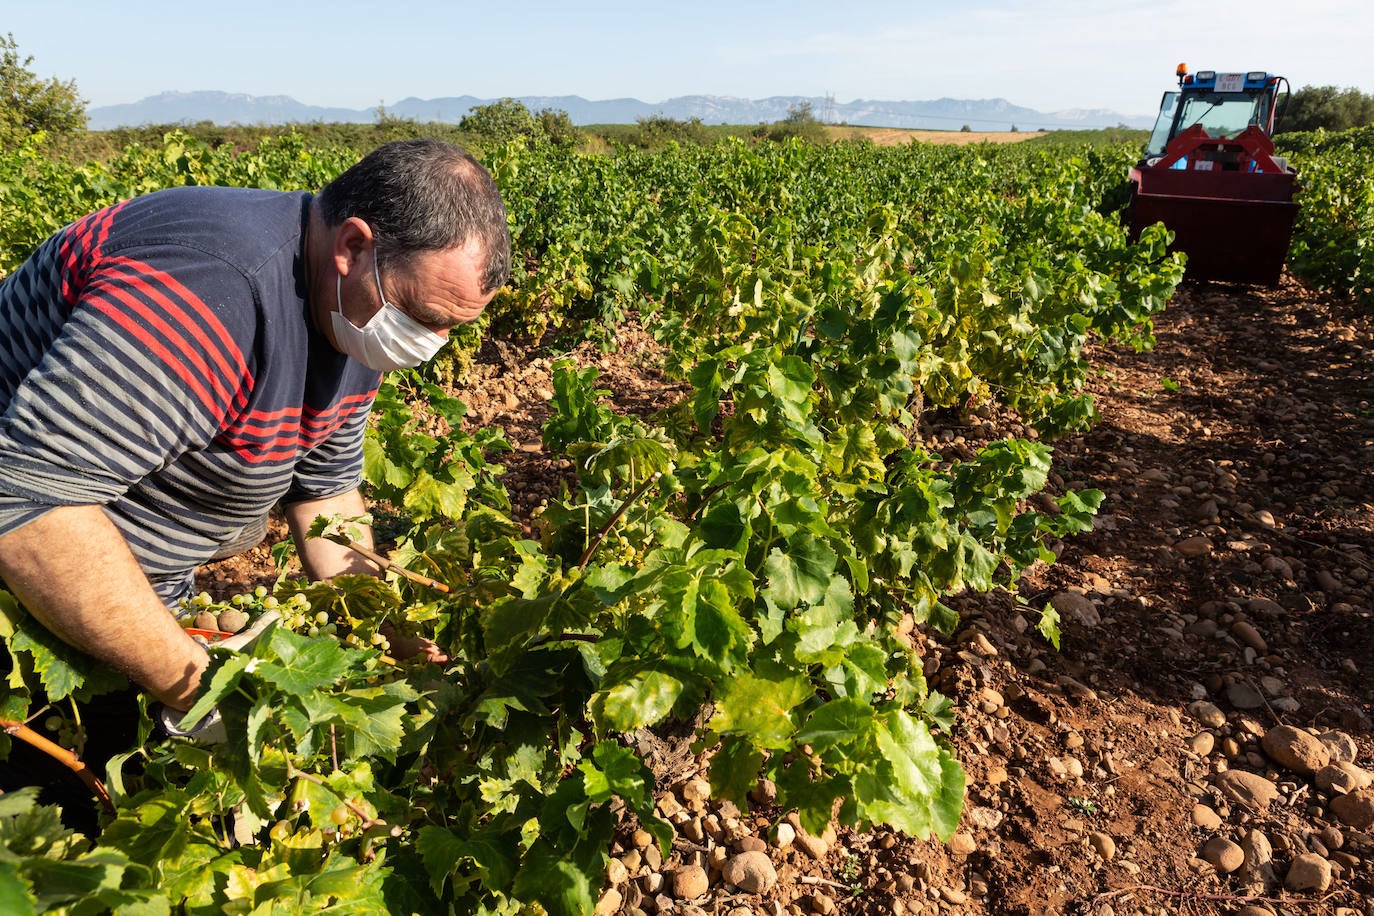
373 255 389 309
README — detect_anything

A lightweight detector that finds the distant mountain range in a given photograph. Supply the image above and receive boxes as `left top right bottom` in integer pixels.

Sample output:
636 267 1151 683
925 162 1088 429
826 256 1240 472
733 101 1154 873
87 91 1154 132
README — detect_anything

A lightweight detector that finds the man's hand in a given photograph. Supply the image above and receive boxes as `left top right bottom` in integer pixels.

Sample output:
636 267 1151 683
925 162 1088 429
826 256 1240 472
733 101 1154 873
285 492 449 664
380 624 449 664
284 490 383 580
158 609 282 743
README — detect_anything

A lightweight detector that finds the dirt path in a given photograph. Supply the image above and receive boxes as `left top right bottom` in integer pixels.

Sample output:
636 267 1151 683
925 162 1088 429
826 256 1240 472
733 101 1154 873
914 276 1374 916
199 275 1374 915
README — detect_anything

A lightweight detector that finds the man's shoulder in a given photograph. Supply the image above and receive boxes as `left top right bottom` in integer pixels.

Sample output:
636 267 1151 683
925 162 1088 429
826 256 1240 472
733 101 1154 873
105 187 310 275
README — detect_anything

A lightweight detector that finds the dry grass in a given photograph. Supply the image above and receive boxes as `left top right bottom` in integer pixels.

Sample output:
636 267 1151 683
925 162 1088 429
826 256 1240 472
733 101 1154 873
824 126 1046 146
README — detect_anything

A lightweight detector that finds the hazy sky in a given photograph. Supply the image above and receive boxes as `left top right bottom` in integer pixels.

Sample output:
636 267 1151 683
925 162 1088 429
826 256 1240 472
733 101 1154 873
7 0 1371 117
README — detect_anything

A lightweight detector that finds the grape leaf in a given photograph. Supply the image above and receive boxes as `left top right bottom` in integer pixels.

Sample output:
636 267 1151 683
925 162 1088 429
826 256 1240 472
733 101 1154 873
5 623 125 703
0 863 35 916
707 737 765 811
417 826 515 897
710 671 812 749
796 697 875 751
761 534 836 610
253 630 358 696
511 850 595 916
589 668 683 733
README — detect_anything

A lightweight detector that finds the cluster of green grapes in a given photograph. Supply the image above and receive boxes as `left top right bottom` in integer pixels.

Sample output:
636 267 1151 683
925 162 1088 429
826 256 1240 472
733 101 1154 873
182 585 307 636
40 709 80 749
286 607 390 654
611 532 642 566
181 585 393 655
343 627 392 655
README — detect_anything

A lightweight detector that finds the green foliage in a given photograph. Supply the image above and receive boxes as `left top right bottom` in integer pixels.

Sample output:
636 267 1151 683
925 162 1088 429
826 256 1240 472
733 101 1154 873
584 121 754 149
1278 84 1374 134
1278 125 1374 303
459 98 581 148
627 115 713 149
61 119 485 165
4 115 1371 911
755 101 829 144
1027 128 1150 149
362 371 511 523
0 788 167 914
0 130 357 275
0 34 85 151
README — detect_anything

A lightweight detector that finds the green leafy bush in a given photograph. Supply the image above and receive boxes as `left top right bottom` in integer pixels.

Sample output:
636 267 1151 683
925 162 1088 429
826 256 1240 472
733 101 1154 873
0 33 85 151
459 98 581 149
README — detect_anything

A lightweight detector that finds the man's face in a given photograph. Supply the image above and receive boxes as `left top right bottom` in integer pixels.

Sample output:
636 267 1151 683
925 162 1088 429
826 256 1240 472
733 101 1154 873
374 237 496 338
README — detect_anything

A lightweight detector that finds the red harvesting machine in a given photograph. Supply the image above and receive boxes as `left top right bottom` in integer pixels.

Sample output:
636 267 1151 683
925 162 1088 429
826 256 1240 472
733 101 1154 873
1127 64 1298 286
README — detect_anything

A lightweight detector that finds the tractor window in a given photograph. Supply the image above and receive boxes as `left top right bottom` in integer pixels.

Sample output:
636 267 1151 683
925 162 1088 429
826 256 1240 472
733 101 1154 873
1145 92 1180 157
1175 91 1268 141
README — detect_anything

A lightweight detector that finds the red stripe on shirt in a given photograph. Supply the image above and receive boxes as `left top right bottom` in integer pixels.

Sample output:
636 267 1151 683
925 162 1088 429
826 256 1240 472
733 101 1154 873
85 293 222 417
216 395 372 460
60 203 126 305
104 256 248 382
238 405 302 423
235 392 375 434
87 276 240 413
303 391 376 426
239 391 376 423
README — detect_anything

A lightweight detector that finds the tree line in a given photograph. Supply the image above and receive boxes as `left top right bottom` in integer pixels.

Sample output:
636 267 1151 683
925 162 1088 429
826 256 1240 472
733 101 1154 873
1279 85 1374 134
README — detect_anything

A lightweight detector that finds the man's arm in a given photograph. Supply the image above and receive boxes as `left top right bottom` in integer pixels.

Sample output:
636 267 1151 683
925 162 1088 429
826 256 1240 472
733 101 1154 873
283 488 447 663
0 505 208 711
282 488 382 580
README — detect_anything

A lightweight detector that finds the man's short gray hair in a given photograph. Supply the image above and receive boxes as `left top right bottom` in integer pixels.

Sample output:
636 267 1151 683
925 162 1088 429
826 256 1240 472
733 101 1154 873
317 138 511 295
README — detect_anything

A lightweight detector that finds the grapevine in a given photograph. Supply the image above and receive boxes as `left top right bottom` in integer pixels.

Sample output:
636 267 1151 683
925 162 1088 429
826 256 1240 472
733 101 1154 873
1 124 1364 913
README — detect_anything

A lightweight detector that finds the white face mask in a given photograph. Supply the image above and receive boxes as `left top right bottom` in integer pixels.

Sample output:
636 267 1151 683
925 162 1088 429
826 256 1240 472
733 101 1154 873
330 258 446 371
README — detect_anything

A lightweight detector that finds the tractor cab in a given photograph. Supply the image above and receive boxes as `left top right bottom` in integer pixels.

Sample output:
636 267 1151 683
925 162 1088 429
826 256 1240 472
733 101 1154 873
1145 68 1286 160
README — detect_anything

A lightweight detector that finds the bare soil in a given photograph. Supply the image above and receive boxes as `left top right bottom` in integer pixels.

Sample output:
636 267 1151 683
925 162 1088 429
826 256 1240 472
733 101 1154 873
200 274 1374 915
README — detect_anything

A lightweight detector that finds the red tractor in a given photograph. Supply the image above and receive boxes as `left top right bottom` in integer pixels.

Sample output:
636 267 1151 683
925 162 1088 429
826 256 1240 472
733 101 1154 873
1127 64 1298 286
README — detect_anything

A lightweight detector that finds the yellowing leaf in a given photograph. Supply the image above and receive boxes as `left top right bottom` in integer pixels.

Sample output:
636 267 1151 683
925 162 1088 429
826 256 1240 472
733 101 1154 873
709 672 812 749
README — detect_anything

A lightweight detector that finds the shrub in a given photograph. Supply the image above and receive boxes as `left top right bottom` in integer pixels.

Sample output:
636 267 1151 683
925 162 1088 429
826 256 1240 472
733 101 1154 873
630 114 711 149
1278 85 1374 134
0 33 85 151
755 101 828 144
459 98 581 148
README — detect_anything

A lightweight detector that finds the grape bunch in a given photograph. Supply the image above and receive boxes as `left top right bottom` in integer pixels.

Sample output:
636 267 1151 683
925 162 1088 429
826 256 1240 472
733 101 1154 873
40 710 80 749
175 579 401 659
181 586 306 636
180 586 394 656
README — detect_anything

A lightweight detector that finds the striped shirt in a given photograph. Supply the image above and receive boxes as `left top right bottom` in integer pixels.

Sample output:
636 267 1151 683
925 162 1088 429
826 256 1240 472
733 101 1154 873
0 186 381 604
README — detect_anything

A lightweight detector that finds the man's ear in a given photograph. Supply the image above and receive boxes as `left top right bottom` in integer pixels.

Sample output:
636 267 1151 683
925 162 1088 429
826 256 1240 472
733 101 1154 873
332 217 374 279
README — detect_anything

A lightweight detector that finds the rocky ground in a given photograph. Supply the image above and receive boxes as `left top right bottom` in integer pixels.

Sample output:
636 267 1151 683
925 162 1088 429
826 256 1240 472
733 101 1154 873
202 274 1374 915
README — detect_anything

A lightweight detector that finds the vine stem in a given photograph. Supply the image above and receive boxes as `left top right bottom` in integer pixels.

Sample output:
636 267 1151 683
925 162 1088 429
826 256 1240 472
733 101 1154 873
0 716 114 813
285 762 385 832
576 472 663 572
329 536 451 593
685 481 730 521
526 631 602 649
